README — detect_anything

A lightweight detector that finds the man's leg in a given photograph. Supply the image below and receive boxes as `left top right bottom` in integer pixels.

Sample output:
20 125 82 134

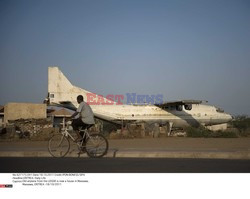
77 122 89 154
72 118 84 141
79 123 89 143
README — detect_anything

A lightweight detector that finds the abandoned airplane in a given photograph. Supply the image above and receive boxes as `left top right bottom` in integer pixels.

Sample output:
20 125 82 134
44 66 232 134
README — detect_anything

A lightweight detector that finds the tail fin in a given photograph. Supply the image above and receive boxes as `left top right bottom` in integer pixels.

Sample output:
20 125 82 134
47 66 90 108
48 66 73 93
47 66 115 109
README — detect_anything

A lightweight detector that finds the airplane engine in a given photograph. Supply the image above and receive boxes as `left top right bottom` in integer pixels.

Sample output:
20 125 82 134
184 104 192 110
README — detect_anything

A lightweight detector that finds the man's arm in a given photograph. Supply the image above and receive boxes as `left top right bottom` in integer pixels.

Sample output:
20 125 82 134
69 102 84 120
70 111 79 120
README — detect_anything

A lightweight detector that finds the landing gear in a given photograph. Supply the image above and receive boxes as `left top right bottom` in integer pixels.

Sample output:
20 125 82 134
166 122 173 136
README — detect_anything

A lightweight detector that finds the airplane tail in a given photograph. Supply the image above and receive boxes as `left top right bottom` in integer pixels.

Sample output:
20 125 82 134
46 66 90 109
45 66 116 110
48 66 73 93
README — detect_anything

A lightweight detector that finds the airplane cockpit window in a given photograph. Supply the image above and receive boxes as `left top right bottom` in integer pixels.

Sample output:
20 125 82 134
49 93 54 98
163 106 171 110
216 107 224 113
176 105 183 111
184 104 192 110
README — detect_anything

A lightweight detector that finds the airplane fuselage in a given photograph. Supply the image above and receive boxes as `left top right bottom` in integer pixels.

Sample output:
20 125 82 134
51 100 232 128
47 66 232 129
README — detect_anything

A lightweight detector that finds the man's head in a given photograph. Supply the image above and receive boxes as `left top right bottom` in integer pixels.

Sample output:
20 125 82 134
77 95 84 104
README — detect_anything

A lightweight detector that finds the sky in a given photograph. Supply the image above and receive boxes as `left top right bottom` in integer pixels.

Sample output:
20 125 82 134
0 0 250 116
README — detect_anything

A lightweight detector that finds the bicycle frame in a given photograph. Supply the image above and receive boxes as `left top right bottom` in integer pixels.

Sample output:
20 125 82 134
61 123 91 146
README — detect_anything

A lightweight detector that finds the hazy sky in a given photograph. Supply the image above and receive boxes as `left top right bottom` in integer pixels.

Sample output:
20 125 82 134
0 0 249 116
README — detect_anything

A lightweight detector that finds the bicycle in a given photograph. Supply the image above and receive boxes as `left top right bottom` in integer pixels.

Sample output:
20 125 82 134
48 122 109 158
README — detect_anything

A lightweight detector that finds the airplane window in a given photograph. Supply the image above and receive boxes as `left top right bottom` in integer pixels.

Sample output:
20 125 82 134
216 108 224 113
49 93 54 98
165 106 170 110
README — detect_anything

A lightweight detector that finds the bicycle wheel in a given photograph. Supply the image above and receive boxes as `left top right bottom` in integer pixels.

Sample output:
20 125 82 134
48 134 70 157
85 134 109 158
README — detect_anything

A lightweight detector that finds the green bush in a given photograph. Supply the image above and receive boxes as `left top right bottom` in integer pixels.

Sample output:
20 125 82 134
237 129 250 137
186 126 238 138
230 116 250 137
186 126 211 138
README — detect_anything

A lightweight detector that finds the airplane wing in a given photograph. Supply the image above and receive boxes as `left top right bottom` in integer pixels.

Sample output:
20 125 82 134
155 100 206 109
46 101 77 111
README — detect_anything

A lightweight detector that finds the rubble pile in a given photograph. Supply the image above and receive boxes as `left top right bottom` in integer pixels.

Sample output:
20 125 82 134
3 119 54 140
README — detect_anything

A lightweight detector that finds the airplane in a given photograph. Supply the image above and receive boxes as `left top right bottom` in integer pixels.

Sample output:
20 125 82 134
44 66 232 135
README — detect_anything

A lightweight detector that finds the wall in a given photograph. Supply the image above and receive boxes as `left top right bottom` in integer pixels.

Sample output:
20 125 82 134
4 103 46 124
206 123 228 131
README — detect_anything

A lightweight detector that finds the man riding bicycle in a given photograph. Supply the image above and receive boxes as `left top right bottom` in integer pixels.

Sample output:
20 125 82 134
69 95 95 143
48 95 108 158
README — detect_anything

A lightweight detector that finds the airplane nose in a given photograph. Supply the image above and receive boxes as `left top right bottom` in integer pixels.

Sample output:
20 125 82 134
225 113 233 122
